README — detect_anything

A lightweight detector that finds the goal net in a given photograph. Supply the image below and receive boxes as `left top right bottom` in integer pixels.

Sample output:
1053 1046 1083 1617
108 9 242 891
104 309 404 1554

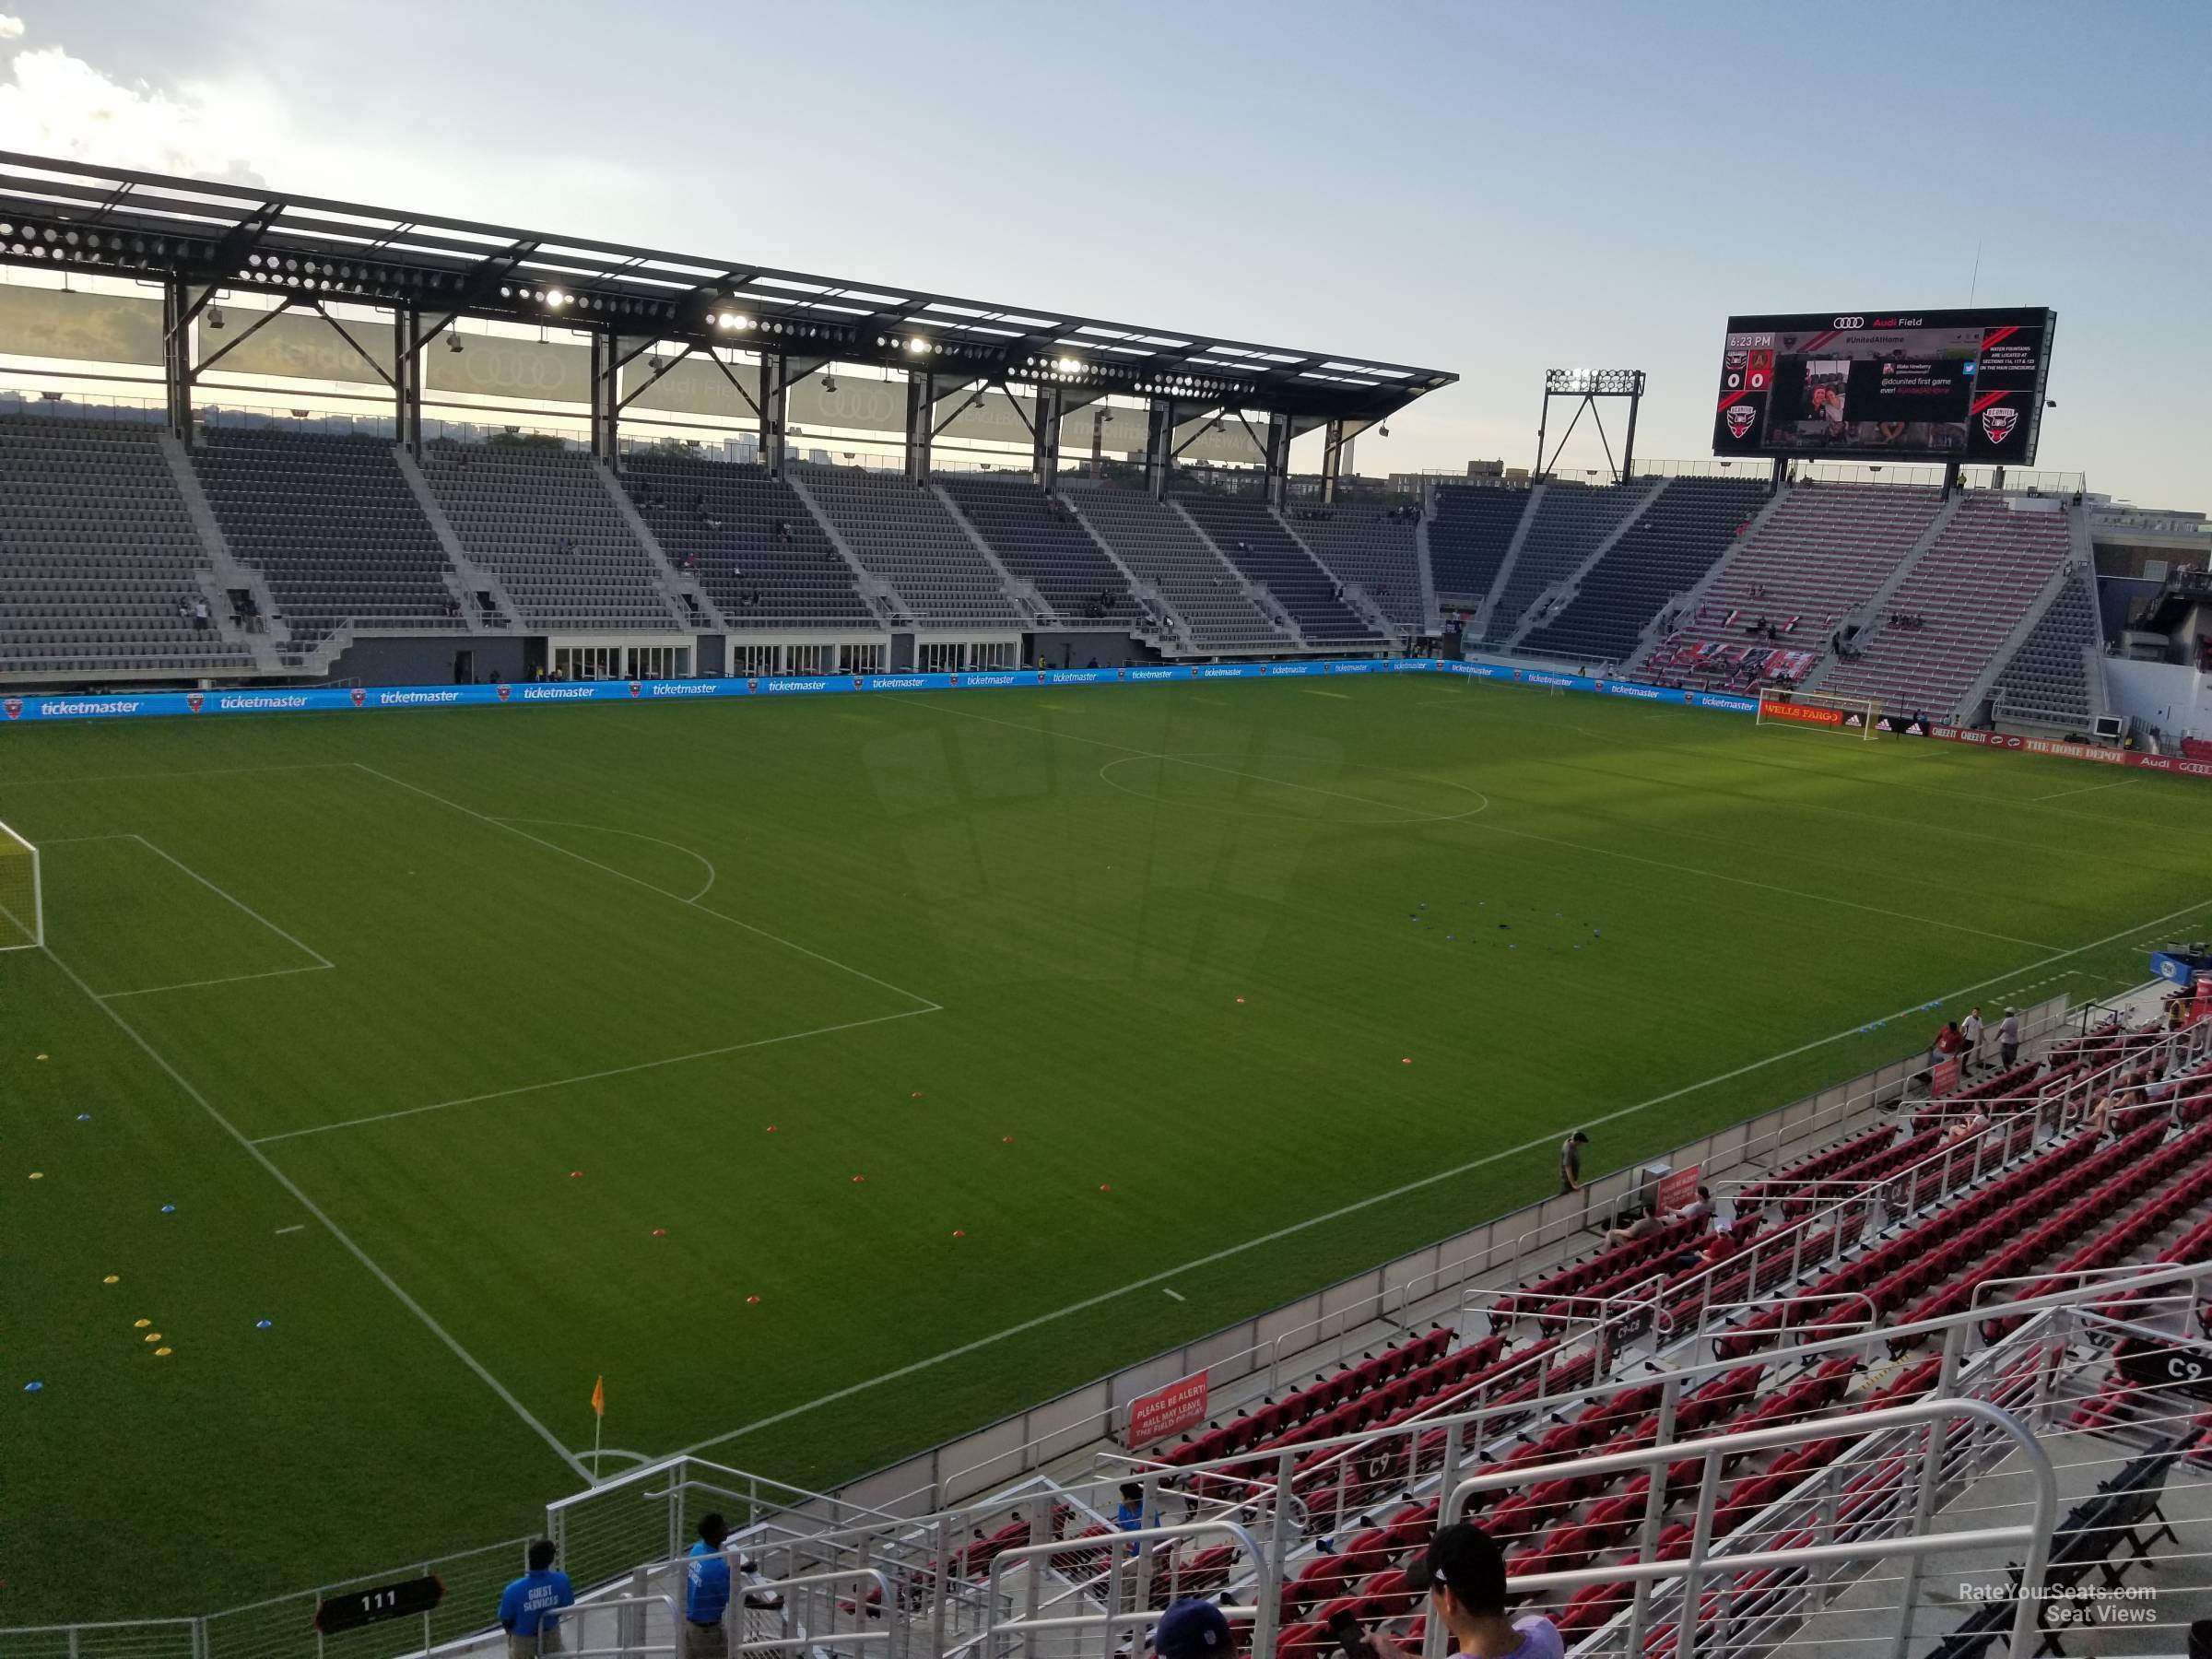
1755 688 1880 741
0 820 41 949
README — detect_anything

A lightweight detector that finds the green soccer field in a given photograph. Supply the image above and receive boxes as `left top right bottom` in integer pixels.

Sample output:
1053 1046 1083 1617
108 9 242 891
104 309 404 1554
7 674 2209 1620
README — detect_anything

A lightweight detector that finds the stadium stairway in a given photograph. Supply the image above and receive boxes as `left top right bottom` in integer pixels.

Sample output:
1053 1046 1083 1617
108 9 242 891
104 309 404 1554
1818 495 2080 721
1063 481 1289 653
790 464 1022 632
418 441 688 634
187 428 470 659
1176 496 1387 650
1426 485 1533 611
1513 477 1771 669
1282 503 1430 641
619 453 879 632
0 414 258 680
1988 558 2105 733
1630 483 1950 696
1478 480 1653 646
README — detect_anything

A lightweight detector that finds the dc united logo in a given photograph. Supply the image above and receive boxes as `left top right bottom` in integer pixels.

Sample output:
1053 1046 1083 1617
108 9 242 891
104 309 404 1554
350 688 366 708
1511 668 1524 682
1981 406 2019 443
628 680 642 699
3 698 19 721
1724 352 1747 374
949 674 961 687
1116 667 1127 681
186 692 205 714
746 677 759 693
495 684 511 702
1724 406 1757 440
852 677 865 691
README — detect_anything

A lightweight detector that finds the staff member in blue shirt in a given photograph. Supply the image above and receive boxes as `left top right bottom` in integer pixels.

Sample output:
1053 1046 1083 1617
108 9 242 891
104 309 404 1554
685 1512 735 1657
498 1539 575 1656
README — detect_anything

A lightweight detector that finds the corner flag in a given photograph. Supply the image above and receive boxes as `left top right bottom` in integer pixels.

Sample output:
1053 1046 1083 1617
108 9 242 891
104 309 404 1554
591 1375 606 1418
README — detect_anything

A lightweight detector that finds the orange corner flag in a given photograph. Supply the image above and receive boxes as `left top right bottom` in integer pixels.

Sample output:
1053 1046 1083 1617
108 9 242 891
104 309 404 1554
591 1375 606 1419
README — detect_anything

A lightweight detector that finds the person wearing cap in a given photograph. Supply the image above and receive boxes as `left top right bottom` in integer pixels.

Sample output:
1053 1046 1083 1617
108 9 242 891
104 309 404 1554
1154 1598 1233 1659
1961 1006 1984 1073
497 1539 574 1656
1998 1007 2021 1070
1390 1522 1563 1659
684 1513 734 1657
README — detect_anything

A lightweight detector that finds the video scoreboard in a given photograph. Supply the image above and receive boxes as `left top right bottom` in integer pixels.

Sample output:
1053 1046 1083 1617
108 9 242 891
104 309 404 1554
1713 307 2054 465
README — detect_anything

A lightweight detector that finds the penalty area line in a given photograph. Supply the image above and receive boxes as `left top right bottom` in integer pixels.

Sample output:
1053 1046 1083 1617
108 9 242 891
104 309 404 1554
670 890 2212 1463
250 1006 941 1145
34 939 591 1484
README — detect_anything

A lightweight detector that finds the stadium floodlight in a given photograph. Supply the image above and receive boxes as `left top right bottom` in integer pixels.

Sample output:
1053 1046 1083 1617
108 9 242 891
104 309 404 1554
1055 357 1081 375
446 331 464 353
906 336 927 354
1545 368 1644 395
543 288 571 309
206 305 225 331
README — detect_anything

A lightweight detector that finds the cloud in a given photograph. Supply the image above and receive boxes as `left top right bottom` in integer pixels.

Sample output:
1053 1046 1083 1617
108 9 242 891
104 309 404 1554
0 34 266 185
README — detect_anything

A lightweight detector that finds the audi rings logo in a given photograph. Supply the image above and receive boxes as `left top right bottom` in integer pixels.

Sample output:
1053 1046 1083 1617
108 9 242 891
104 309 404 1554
1832 315 1866 330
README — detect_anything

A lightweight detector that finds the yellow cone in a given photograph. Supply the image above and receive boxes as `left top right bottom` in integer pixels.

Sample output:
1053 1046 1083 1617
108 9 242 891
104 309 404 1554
154 1347 172 1357
134 1318 150 1328
144 1332 161 1343
102 1275 119 1285
28 1171 42 1180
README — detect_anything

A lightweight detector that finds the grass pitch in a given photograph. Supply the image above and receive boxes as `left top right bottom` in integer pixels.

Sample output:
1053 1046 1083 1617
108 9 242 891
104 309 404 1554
6 673 2207 1620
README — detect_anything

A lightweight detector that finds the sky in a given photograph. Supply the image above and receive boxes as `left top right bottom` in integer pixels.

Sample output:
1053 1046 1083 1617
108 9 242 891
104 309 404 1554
0 0 2206 508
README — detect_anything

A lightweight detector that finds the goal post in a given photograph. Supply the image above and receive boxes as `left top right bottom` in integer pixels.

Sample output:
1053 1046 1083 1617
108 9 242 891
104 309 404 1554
1755 688 1880 740
0 819 41 950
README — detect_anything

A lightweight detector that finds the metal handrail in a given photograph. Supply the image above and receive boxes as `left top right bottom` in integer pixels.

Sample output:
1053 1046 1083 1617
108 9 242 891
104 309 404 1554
981 1519 1270 1659
1443 1396 2056 1659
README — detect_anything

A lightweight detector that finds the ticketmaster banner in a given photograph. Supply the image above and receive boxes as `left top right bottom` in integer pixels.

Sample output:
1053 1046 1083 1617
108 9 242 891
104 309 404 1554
0 658 1885 738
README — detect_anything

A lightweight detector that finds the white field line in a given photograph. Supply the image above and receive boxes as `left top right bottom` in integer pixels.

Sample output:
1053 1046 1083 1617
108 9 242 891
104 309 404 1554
124 833 335 969
498 818 719 903
101 963 333 1000
1300 688 1354 700
355 766 937 1012
250 1006 940 1145
671 890 2212 1461
41 832 338 994
2033 778 2136 803
888 698 2058 951
275 1224 306 1234
35 939 589 1483
0 761 358 790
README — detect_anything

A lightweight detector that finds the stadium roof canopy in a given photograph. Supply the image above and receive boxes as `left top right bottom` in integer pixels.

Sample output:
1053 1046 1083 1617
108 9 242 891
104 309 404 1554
0 150 1455 425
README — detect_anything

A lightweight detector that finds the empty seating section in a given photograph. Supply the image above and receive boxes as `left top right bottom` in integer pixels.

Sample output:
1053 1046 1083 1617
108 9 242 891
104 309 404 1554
1066 486 1281 651
794 465 1017 629
1823 497 2078 719
621 455 873 629
937 477 1135 625
1632 484 1945 691
1483 482 1649 642
1426 487 1530 606
1991 565 2100 727
0 417 250 677
1283 508 1428 633
191 430 460 648
419 442 680 632
1178 498 1382 645
1517 478 1769 665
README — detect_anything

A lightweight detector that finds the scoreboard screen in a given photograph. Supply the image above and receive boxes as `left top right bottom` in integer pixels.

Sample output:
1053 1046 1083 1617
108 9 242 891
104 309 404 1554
1713 307 2054 465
